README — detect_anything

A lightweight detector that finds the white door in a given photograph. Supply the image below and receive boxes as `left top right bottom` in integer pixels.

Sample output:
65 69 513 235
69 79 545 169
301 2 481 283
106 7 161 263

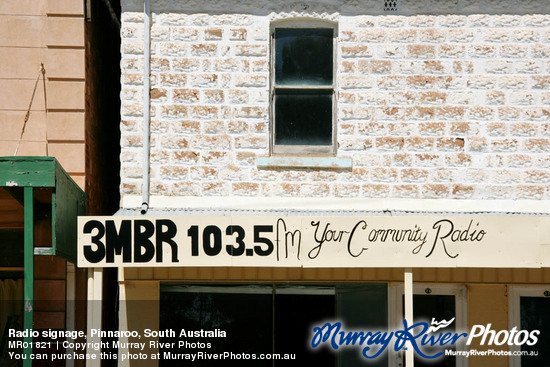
389 284 467 367
509 287 550 367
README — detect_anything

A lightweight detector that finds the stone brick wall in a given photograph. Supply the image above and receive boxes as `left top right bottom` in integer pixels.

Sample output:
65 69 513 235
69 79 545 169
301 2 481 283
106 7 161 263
120 0 550 200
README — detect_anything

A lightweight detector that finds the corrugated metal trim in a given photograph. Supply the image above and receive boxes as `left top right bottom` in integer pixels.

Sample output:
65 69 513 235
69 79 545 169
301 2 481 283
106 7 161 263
123 267 550 284
115 207 550 217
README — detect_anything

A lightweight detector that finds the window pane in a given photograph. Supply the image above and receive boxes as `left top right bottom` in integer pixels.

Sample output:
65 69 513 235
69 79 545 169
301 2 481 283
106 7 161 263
275 293 335 366
274 89 332 146
520 296 550 366
413 295 456 367
337 285 388 367
275 28 333 86
412 295 456 324
160 290 273 367
402 295 456 367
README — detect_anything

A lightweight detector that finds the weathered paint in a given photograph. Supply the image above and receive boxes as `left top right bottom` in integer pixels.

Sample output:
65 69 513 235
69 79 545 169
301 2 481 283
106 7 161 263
34 247 56 255
0 157 57 187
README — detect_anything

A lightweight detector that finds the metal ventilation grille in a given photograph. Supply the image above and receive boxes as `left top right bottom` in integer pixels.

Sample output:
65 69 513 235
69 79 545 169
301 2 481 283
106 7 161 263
384 0 398 11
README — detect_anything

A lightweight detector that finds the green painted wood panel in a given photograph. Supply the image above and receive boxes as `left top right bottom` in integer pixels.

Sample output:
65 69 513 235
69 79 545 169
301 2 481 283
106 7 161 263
0 157 56 187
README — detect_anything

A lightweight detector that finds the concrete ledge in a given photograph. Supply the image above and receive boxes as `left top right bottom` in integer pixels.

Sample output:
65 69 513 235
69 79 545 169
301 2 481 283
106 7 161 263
256 156 353 169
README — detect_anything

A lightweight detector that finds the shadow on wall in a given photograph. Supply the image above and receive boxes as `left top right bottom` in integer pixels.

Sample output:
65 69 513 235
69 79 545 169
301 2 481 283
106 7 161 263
121 0 550 16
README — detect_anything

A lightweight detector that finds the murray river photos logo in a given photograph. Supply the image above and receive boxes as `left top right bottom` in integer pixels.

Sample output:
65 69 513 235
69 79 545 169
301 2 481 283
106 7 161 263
311 318 540 360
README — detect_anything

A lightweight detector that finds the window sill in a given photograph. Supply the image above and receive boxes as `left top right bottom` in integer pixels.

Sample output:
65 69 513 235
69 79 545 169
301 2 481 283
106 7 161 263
256 156 353 170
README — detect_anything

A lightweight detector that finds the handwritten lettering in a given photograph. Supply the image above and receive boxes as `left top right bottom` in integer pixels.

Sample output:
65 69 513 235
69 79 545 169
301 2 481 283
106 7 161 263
348 220 368 257
309 221 349 259
310 218 487 260
275 218 301 261
427 219 486 258
80 217 491 266
368 225 427 245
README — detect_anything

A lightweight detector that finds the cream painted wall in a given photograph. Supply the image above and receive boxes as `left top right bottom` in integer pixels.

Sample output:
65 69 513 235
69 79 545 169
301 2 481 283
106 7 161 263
119 281 159 367
467 284 509 367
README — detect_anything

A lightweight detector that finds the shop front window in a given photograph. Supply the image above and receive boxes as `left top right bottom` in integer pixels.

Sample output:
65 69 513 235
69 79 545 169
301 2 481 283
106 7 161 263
160 284 387 366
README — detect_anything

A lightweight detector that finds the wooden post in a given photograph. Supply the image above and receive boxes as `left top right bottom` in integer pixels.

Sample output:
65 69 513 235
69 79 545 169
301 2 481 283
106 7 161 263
86 268 103 367
404 268 414 367
23 187 34 367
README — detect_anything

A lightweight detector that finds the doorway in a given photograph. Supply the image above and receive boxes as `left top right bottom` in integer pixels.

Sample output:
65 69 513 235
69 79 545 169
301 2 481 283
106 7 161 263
389 284 467 367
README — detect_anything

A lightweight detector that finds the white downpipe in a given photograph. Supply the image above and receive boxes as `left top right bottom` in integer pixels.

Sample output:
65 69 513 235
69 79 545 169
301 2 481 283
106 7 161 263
141 0 151 215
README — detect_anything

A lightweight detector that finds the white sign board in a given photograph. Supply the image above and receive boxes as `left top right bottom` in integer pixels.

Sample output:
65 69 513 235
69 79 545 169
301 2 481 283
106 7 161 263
77 216 550 268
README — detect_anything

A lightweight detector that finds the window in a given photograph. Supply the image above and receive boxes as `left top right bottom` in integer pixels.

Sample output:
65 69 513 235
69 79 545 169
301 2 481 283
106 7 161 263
160 284 387 367
271 25 336 155
509 287 550 367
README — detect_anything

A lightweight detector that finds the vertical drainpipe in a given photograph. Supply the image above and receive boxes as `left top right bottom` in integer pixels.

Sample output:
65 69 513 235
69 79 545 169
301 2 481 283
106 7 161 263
141 0 151 215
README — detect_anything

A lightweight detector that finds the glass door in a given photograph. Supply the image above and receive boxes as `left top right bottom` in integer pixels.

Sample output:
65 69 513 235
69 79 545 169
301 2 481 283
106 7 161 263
509 287 550 367
390 284 467 367
274 286 335 366
337 284 388 367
